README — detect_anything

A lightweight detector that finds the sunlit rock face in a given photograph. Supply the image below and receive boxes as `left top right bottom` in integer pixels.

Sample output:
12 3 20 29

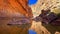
30 0 60 17
0 0 33 34
0 0 33 18
30 0 60 34
0 0 33 24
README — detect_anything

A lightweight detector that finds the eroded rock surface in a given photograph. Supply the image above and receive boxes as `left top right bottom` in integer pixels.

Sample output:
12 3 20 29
0 0 33 34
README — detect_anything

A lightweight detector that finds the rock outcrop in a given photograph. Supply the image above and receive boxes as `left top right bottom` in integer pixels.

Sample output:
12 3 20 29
30 0 60 34
0 0 33 34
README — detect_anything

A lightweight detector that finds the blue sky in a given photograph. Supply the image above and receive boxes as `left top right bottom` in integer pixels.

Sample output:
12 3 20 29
28 0 38 5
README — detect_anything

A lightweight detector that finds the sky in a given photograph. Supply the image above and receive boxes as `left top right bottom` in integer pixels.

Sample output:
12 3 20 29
28 0 38 5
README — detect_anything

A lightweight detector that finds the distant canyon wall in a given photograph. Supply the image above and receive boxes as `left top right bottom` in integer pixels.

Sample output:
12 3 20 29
31 0 60 17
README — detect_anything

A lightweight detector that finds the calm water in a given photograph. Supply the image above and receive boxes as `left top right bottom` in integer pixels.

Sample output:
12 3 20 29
29 30 37 34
